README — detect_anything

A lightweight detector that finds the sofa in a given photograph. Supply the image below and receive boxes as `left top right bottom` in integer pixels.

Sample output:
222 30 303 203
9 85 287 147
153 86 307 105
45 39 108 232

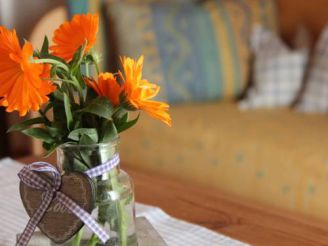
121 102 328 220
107 0 328 221
8 0 328 221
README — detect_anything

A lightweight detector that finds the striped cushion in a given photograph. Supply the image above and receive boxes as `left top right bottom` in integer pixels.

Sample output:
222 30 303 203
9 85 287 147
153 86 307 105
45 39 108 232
67 0 91 14
106 0 277 103
67 0 197 70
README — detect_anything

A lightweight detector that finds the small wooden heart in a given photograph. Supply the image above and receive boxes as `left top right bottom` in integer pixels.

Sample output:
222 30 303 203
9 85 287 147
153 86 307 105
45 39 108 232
20 172 95 244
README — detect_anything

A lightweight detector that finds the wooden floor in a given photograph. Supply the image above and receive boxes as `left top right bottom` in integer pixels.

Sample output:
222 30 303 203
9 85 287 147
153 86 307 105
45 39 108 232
20 155 328 246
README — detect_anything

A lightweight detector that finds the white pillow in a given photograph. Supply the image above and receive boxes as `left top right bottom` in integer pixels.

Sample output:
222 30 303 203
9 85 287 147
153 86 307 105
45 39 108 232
239 25 309 110
297 26 328 113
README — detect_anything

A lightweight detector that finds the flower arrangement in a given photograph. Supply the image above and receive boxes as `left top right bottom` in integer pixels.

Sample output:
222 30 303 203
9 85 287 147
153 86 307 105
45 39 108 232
1 13 171 246
1 13 171 153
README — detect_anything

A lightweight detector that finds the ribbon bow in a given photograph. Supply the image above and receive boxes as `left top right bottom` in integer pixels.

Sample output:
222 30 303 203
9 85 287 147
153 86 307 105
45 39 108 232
16 154 120 246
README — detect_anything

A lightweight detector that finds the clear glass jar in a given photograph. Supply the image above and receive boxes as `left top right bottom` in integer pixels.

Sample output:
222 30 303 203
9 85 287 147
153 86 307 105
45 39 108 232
54 140 138 246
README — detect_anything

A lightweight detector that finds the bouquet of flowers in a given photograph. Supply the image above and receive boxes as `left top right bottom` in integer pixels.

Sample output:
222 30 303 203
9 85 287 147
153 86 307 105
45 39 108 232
1 13 171 246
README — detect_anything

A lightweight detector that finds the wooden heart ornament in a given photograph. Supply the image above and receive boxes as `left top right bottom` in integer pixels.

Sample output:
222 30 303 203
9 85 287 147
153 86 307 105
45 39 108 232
20 172 95 244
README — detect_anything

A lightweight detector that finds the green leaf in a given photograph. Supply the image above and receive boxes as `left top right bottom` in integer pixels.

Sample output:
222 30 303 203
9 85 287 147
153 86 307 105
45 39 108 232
79 134 97 145
53 90 64 101
113 111 128 126
63 92 73 130
52 101 65 122
46 125 66 138
22 128 53 143
85 54 96 63
68 128 98 142
40 36 49 57
100 120 118 142
70 42 86 72
33 50 40 58
7 117 45 132
79 97 113 120
117 114 140 133
72 158 89 172
79 134 97 168
119 91 137 111
86 87 98 101
43 142 62 157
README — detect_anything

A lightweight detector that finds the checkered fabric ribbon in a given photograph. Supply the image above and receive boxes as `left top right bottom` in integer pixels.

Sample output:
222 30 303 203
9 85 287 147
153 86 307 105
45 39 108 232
16 155 120 246
85 154 120 178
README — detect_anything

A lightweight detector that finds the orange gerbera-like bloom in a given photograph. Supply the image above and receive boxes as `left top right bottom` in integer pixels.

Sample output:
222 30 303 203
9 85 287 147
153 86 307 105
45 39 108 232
0 26 55 116
50 13 99 61
119 56 171 126
85 72 122 107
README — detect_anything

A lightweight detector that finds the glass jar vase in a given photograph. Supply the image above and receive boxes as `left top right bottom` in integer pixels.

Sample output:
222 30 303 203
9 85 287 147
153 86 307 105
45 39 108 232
54 140 138 246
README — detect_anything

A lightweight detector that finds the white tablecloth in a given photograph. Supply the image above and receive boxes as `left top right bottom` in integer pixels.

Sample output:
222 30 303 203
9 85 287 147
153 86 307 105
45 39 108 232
0 158 248 246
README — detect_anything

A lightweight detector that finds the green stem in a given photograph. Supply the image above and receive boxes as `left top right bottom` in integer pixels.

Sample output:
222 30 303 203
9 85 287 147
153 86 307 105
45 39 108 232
85 62 89 77
86 234 99 246
69 151 129 245
71 227 83 246
93 168 128 246
32 58 69 72
109 169 128 246
45 77 78 84
94 61 100 75
117 200 128 246
38 109 50 124
71 75 85 106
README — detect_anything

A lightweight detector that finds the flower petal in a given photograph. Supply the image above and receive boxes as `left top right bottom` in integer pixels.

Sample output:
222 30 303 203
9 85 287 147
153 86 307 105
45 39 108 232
119 56 171 126
85 72 122 107
50 13 99 61
0 26 55 116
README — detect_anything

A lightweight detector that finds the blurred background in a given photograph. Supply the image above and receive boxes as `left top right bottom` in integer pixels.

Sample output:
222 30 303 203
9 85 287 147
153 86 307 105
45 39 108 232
1 0 328 158
2 0 328 221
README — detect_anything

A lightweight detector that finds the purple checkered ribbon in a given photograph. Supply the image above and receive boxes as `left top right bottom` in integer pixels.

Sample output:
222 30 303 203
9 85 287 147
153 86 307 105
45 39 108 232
16 154 120 246
85 154 120 178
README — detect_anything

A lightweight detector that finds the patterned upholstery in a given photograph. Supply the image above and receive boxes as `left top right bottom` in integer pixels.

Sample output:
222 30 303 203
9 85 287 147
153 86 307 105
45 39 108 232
121 102 328 220
240 25 309 109
297 26 328 113
106 0 277 103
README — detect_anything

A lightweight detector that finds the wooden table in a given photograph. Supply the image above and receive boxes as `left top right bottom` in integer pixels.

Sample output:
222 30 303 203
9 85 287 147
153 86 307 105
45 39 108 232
19 155 328 246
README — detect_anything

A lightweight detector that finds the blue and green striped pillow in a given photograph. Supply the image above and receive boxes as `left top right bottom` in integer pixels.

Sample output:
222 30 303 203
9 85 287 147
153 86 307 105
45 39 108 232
106 0 277 103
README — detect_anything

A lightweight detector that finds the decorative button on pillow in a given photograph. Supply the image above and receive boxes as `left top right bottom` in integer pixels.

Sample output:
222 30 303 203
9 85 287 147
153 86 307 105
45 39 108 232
296 26 328 113
239 25 309 109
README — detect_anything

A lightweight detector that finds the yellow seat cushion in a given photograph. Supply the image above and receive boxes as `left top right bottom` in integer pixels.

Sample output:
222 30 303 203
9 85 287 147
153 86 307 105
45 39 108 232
120 102 328 220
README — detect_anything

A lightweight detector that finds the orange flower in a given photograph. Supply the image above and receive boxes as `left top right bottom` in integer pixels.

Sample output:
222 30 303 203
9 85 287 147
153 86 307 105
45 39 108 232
85 73 122 107
0 26 56 116
119 56 171 126
50 13 99 61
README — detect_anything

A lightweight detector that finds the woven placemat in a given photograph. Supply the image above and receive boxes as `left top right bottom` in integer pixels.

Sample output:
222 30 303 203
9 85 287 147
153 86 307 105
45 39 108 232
17 216 167 246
